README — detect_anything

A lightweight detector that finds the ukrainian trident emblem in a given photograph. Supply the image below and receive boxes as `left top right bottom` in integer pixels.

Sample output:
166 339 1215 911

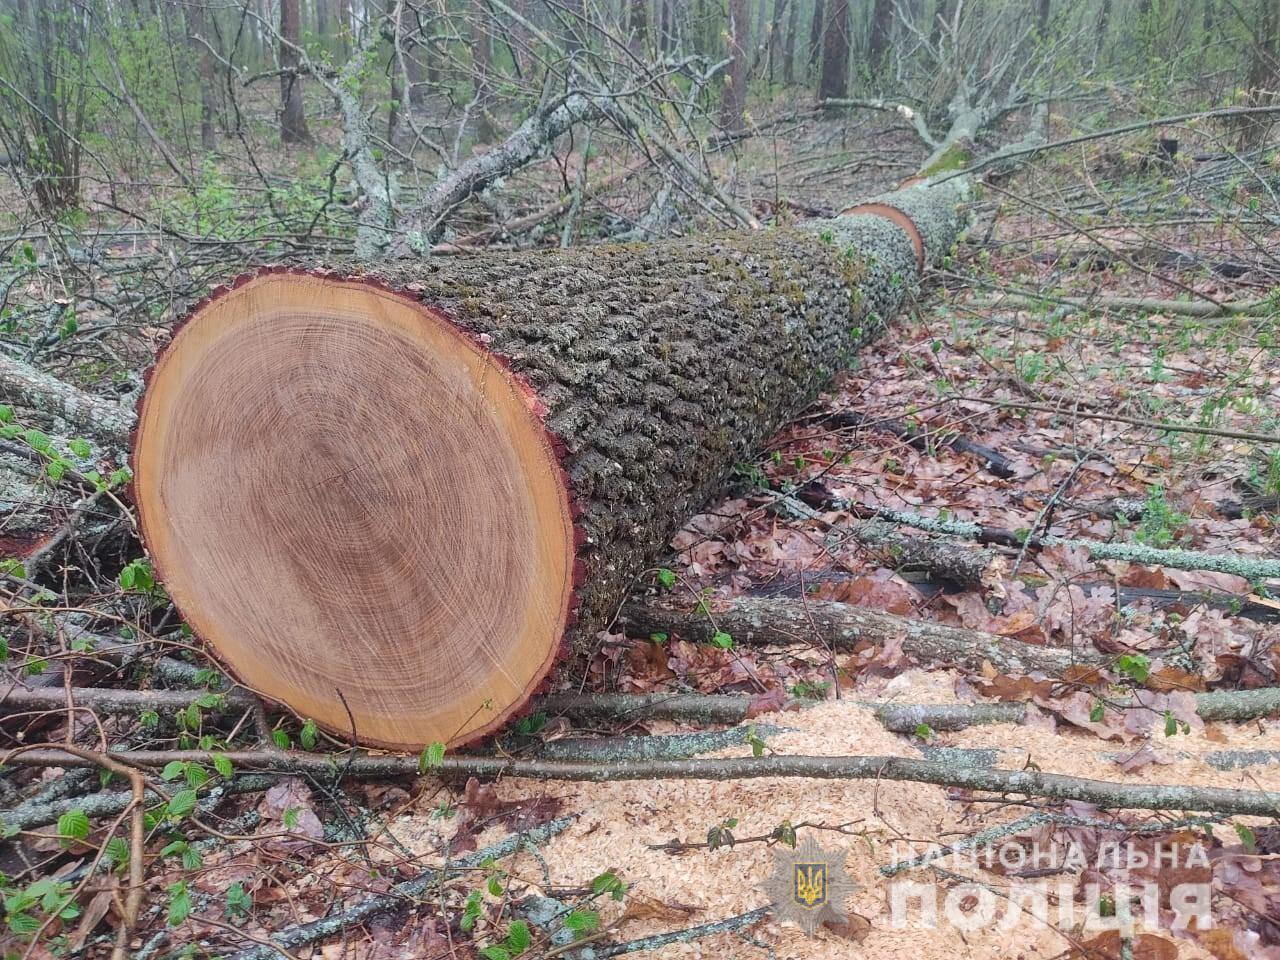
764 835 859 936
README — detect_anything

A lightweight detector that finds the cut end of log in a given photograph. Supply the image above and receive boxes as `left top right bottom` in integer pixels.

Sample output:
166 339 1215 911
131 269 578 749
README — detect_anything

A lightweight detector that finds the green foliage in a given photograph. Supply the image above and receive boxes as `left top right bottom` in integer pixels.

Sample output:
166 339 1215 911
56 809 90 847
2 875 81 938
1115 653 1151 684
419 741 446 773
707 816 738 850
789 680 831 701
590 870 626 901
1135 486 1188 548
225 882 252 918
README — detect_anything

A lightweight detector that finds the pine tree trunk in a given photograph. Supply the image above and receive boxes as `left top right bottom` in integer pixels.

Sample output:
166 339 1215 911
129 179 970 750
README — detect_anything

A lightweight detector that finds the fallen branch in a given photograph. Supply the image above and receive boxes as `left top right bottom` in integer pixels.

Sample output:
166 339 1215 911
858 506 1280 582
223 817 576 960
0 353 133 447
623 595 1103 675
824 409 1016 479
596 907 769 957
875 686 1280 732
960 395 1280 445
11 748 1280 816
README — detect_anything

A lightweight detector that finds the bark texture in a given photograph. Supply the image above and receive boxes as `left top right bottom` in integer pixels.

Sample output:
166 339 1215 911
355 176 968 658
624 595 1103 675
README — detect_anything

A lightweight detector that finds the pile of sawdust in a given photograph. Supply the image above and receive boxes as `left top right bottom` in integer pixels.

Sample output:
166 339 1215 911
388 668 1277 959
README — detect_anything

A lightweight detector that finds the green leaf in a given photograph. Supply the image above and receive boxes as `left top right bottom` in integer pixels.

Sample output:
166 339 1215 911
67 438 91 459
0 404 12 424
225 882 252 918
57 809 90 845
487 876 504 897
185 763 209 789
656 568 676 589
45 459 65 482
272 729 291 750
300 718 318 750
167 883 191 926
563 909 599 935
104 836 130 870
1089 701 1105 723
182 846 203 871
506 919 531 952
914 723 934 740
481 947 511 960
590 870 625 901
419 741 446 773
710 631 734 649
1116 653 1151 684
8 911 41 935
23 429 50 453
161 761 186 781
1235 823 1258 852
167 789 197 819
212 753 234 778
283 807 301 829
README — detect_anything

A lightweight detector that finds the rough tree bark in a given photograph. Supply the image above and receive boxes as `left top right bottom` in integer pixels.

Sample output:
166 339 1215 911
127 176 972 750
279 0 311 143
818 0 850 100
782 0 799 83
868 0 893 75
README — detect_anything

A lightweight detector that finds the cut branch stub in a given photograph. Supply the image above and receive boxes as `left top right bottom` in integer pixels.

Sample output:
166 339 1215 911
131 270 578 749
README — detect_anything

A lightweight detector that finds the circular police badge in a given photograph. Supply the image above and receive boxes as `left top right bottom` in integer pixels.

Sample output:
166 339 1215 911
763 834 860 936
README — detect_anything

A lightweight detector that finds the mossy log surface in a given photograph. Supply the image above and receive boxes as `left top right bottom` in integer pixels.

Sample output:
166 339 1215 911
130 177 971 749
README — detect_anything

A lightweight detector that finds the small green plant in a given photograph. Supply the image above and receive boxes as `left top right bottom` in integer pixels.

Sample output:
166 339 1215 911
707 817 738 850
1134 486 1188 548
1115 653 1151 684
789 680 831 701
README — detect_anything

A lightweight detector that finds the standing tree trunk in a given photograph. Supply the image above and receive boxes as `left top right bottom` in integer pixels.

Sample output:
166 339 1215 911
1034 0 1050 36
720 0 750 129
128 178 970 751
818 0 850 99
193 1 218 150
279 0 311 143
628 0 648 51
471 0 495 142
867 0 893 76
808 0 826 71
782 0 799 82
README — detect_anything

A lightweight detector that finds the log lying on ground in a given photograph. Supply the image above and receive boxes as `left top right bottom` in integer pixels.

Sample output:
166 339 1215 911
128 177 971 750
622 595 1104 675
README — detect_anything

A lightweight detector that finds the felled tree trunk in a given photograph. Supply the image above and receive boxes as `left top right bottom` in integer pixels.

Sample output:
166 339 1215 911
127 177 970 751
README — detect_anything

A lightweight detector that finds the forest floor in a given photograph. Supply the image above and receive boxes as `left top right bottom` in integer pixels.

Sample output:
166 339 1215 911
2 100 1279 959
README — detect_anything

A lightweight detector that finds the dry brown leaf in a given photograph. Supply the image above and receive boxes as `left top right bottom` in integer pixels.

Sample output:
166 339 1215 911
621 895 697 924
821 912 872 942
1067 931 1179 960
68 887 114 951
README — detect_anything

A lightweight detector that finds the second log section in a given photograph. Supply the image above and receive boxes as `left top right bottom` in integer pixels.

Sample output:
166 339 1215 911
130 176 971 750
